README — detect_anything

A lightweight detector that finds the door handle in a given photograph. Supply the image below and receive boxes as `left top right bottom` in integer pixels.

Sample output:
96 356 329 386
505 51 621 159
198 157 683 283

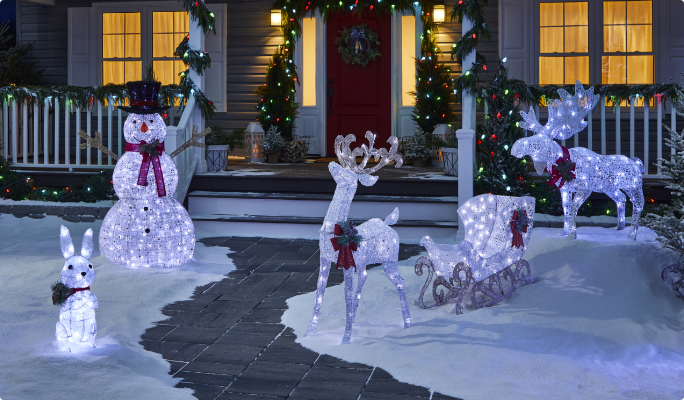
327 86 334 115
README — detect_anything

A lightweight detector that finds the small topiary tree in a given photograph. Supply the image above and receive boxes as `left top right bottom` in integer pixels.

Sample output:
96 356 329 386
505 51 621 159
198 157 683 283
262 125 285 153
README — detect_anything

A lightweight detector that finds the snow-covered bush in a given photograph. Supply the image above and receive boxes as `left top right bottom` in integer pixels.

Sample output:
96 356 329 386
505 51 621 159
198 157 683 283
262 125 285 153
404 129 432 159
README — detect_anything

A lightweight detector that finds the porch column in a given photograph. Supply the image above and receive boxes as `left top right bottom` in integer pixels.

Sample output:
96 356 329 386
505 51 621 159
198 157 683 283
456 15 476 242
189 13 207 174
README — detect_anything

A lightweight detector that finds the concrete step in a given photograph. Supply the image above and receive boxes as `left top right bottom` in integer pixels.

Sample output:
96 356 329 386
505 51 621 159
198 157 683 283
187 191 459 222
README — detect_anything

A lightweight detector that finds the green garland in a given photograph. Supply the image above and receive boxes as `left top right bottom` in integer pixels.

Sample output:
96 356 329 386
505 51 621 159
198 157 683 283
449 0 491 96
453 61 486 98
527 83 680 105
336 24 381 67
174 36 212 75
178 0 216 35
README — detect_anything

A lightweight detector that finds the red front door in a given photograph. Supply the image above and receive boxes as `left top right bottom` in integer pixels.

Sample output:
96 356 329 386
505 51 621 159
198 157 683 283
326 11 392 156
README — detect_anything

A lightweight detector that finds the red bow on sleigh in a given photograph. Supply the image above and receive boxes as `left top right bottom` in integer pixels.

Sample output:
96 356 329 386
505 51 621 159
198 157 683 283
510 209 529 249
125 140 166 197
547 145 575 189
330 224 358 270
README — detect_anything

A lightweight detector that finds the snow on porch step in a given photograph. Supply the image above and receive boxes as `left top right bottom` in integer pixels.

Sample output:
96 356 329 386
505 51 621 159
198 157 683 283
190 214 458 241
187 191 458 222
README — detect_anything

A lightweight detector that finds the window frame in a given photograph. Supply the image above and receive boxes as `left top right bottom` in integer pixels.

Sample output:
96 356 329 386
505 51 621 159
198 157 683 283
532 0 660 86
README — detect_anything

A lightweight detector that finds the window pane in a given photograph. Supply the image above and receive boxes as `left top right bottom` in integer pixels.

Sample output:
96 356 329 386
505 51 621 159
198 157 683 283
125 13 140 34
402 15 416 107
125 34 141 58
153 12 173 33
627 1 652 24
540 27 564 53
627 25 652 52
153 61 175 85
103 14 124 34
103 35 124 58
565 56 589 84
175 60 186 84
302 17 316 106
102 61 124 85
125 61 142 82
604 25 626 52
602 56 626 84
564 2 588 25
174 11 189 33
540 3 563 27
604 1 626 25
627 55 653 84
565 26 588 53
153 33 175 58
540 57 564 84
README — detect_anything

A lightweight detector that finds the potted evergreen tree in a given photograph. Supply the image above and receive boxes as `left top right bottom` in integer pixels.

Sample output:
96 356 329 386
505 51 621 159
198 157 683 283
261 126 285 163
205 125 244 171
404 129 432 167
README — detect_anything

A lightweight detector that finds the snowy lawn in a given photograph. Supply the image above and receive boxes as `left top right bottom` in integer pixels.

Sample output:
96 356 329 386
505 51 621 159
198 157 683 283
0 215 235 399
282 226 684 400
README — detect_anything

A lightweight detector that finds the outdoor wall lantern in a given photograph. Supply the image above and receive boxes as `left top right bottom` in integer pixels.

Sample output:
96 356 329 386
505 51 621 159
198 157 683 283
270 9 282 26
433 3 445 23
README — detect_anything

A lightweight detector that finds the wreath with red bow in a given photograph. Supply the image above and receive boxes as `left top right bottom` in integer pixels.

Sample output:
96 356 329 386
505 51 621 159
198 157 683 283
330 220 363 270
510 207 529 248
336 23 381 67
548 145 576 189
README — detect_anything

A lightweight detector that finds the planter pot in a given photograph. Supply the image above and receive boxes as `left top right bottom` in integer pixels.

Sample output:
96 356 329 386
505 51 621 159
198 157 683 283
206 145 230 172
442 147 458 176
413 156 428 167
264 150 281 164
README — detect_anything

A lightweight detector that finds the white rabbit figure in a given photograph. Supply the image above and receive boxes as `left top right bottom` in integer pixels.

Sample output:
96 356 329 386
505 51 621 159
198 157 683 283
56 225 98 350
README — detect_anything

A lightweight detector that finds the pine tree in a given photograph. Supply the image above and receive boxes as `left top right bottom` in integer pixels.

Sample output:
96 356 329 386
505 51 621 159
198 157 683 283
262 125 285 153
0 22 43 86
254 46 300 141
404 129 432 160
643 86 684 259
475 59 533 196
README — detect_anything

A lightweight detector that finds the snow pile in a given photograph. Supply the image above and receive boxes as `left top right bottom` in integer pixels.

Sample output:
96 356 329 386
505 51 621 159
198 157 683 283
0 216 234 399
282 227 684 400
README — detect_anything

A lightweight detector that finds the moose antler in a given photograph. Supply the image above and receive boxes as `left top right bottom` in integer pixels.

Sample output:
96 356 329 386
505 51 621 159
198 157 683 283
334 131 403 175
78 131 119 161
519 80 600 140
169 125 211 158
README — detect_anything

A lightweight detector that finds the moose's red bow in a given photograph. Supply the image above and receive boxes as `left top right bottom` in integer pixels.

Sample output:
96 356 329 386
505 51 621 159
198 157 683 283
548 145 575 189
330 224 358 270
126 140 166 197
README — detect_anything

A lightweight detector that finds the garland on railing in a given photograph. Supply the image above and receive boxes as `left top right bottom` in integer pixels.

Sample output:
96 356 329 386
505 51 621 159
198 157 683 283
178 0 216 35
450 0 491 96
525 83 680 105
174 36 212 75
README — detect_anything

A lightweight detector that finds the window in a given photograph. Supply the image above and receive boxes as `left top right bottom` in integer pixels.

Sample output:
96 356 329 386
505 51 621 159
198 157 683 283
302 17 317 106
539 2 589 85
102 13 142 85
401 15 416 106
153 11 189 86
602 1 653 84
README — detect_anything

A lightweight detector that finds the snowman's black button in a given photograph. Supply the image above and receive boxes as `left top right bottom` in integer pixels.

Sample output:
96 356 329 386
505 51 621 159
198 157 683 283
144 207 149 211
145 228 150 233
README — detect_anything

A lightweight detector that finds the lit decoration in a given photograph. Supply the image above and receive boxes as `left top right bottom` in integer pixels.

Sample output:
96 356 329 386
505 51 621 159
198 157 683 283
98 82 196 268
54 226 98 350
415 195 537 314
512 81 645 240
307 132 411 344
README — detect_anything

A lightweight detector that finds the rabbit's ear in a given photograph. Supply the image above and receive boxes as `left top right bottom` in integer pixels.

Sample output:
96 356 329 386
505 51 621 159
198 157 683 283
60 225 75 259
81 228 94 259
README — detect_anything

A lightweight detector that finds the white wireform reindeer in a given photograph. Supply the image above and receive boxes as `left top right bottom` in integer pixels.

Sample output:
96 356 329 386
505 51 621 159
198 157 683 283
511 81 645 240
306 132 412 344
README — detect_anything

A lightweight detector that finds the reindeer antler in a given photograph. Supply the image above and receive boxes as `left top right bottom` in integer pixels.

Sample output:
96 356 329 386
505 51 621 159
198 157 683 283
334 131 403 175
78 130 119 161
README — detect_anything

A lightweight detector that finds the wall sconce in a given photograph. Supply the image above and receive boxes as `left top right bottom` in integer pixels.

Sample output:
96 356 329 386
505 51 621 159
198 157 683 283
270 9 282 27
433 3 445 24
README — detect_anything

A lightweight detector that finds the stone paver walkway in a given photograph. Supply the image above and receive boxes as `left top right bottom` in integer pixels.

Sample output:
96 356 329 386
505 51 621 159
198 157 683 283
142 237 461 400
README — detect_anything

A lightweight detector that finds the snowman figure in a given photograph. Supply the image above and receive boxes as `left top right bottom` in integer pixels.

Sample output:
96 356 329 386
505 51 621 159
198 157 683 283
99 81 195 268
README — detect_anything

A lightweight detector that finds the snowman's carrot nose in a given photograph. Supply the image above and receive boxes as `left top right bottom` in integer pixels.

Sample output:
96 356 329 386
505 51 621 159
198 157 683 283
141 122 148 133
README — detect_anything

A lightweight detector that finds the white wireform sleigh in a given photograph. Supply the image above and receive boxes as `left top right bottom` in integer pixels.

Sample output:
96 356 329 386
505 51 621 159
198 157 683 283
416 195 538 313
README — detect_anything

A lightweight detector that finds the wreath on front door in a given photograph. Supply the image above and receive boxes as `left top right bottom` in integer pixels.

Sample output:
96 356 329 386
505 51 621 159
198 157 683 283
336 23 381 67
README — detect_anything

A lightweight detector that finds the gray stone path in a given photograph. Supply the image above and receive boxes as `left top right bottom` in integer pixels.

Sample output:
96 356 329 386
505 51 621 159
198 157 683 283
141 237 461 400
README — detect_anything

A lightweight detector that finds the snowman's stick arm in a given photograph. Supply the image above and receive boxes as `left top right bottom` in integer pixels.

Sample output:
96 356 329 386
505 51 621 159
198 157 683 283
77 130 119 161
169 126 211 158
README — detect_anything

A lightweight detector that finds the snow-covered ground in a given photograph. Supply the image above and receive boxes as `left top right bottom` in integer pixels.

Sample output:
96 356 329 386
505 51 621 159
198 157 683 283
0 215 235 400
282 227 684 400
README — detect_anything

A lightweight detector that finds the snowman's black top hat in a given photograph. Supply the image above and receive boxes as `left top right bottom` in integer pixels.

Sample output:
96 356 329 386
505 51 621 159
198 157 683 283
118 81 171 115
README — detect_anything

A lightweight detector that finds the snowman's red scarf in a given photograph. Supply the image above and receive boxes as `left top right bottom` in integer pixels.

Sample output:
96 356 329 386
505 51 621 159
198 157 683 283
125 141 166 197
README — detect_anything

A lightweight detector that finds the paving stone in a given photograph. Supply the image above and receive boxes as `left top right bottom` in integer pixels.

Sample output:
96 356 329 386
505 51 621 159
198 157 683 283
28 214 46 219
194 343 264 365
156 311 221 327
0 204 11 214
79 206 99 217
140 340 207 362
289 364 372 400
256 335 318 365
175 382 226 400
431 392 463 400
183 361 246 376
62 215 81 223
217 392 285 400
11 205 30 216
168 361 187 375
46 205 65 216
64 206 80 215
163 294 222 312
256 299 289 309
80 215 96 223
97 207 110 219
162 326 227 344
256 238 293 246
215 322 284 347
315 354 373 370
174 371 236 386
216 274 290 301
241 308 285 323
29 205 46 214
204 313 243 329
202 299 261 315
228 361 310 397
141 324 176 341
363 368 431 398
268 272 317 299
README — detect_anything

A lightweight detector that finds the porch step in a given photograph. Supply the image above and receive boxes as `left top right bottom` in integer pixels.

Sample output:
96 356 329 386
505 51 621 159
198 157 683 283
187 191 458 241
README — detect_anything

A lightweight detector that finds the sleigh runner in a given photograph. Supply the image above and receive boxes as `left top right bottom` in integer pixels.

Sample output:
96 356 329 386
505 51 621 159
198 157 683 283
416 194 538 313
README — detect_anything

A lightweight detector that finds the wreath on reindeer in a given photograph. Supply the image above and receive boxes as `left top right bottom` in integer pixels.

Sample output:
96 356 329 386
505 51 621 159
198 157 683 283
336 23 382 67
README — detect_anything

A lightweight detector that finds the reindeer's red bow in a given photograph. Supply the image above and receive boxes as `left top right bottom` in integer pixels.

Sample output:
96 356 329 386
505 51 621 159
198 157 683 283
331 223 359 270
548 145 575 190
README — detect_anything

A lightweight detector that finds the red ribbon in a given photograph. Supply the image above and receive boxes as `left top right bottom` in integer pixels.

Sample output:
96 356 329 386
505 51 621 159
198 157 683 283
548 145 575 189
52 286 90 305
510 210 528 249
125 141 166 197
330 224 358 270
131 100 160 107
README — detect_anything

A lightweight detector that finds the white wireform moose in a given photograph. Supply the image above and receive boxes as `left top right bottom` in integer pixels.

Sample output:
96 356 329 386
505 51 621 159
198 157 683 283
56 226 98 350
511 81 645 239
306 132 412 344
